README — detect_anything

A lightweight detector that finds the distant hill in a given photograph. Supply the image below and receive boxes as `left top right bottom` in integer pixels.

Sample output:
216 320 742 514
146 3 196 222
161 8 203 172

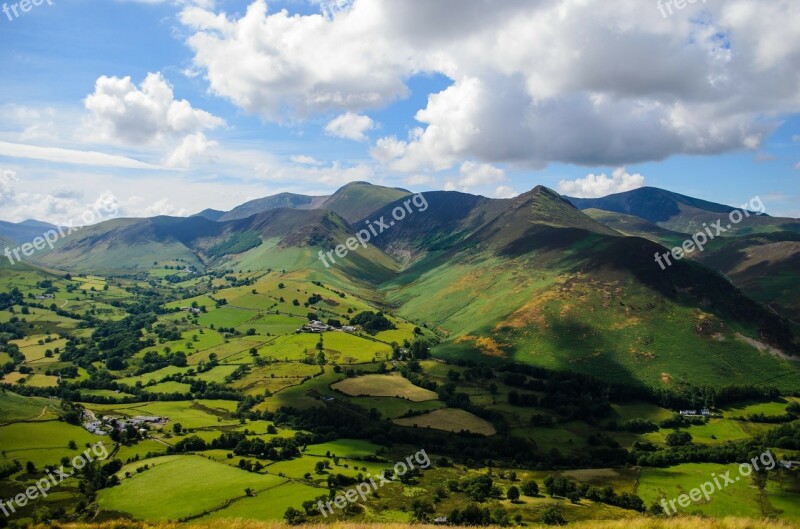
0 219 58 243
566 187 800 236
192 208 226 221
217 182 411 223
320 181 411 223
218 193 327 222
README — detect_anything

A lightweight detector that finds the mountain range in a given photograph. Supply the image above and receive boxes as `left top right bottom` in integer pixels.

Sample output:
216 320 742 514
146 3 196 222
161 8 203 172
1 181 798 390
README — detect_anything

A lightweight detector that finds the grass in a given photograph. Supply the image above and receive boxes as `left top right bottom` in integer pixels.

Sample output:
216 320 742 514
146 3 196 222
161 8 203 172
347 396 445 419
637 463 764 518
304 439 383 458
143 381 193 394
0 421 113 468
332 374 438 402
97 455 287 520
390 256 800 391
393 408 497 436
200 481 323 521
0 390 56 423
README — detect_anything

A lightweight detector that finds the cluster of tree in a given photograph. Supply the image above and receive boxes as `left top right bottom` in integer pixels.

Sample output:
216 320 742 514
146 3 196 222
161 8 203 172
135 350 188 375
628 433 791 467
91 312 157 370
348 311 395 333
0 288 23 311
44 365 79 378
169 430 313 461
607 418 660 433
306 293 323 305
0 341 24 374
762 422 800 450
495 361 786 411
224 364 250 383
444 504 517 526
542 475 645 512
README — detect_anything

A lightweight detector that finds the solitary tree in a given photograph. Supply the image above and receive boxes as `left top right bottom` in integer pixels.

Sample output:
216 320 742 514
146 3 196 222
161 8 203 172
522 480 539 497
507 486 520 502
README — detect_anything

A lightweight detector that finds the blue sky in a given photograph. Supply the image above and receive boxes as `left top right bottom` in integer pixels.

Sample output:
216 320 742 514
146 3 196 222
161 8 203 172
0 0 798 223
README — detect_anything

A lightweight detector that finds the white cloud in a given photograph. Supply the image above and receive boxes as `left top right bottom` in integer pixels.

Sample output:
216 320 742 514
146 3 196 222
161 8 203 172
290 155 323 165
143 198 189 217
164 132 218 168
324 112 375 141
181 0 410 120
494 186 519 199
557 168 645 198
178 0 800 168
84 72 224 145
370 136 407 163
254 160 373 187
0 141 165 170
458 161 505 187
404 174 433 186
0 168 18 205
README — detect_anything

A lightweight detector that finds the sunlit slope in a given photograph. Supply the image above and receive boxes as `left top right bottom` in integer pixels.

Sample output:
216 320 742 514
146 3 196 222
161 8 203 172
381 189 800 390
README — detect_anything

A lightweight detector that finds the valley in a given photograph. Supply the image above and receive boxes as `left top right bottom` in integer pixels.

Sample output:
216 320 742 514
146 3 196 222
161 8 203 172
0 182 798 527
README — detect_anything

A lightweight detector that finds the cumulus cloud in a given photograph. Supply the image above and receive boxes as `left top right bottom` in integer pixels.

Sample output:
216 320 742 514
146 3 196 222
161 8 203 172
84 72 224 145
370 136 407 164
164 132 218 168
404 174 433 186
0 168 18 205
458 161 505 187
324 112 375 141
143 198 189 217
290 155 323 165
177 0 800 169
557 168 646 198
494 186 519 199
181 0 410 120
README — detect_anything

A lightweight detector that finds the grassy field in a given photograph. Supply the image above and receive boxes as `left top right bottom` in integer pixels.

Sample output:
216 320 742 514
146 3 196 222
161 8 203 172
0 389 57 423
304 439 383 458
332 374 438 402
392 408 497 436
0 420 113 468
97 455 288 520
637 463 769 518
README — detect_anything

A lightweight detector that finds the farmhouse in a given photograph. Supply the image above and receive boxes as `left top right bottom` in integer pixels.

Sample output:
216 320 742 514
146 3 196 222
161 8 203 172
301 320 331 333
